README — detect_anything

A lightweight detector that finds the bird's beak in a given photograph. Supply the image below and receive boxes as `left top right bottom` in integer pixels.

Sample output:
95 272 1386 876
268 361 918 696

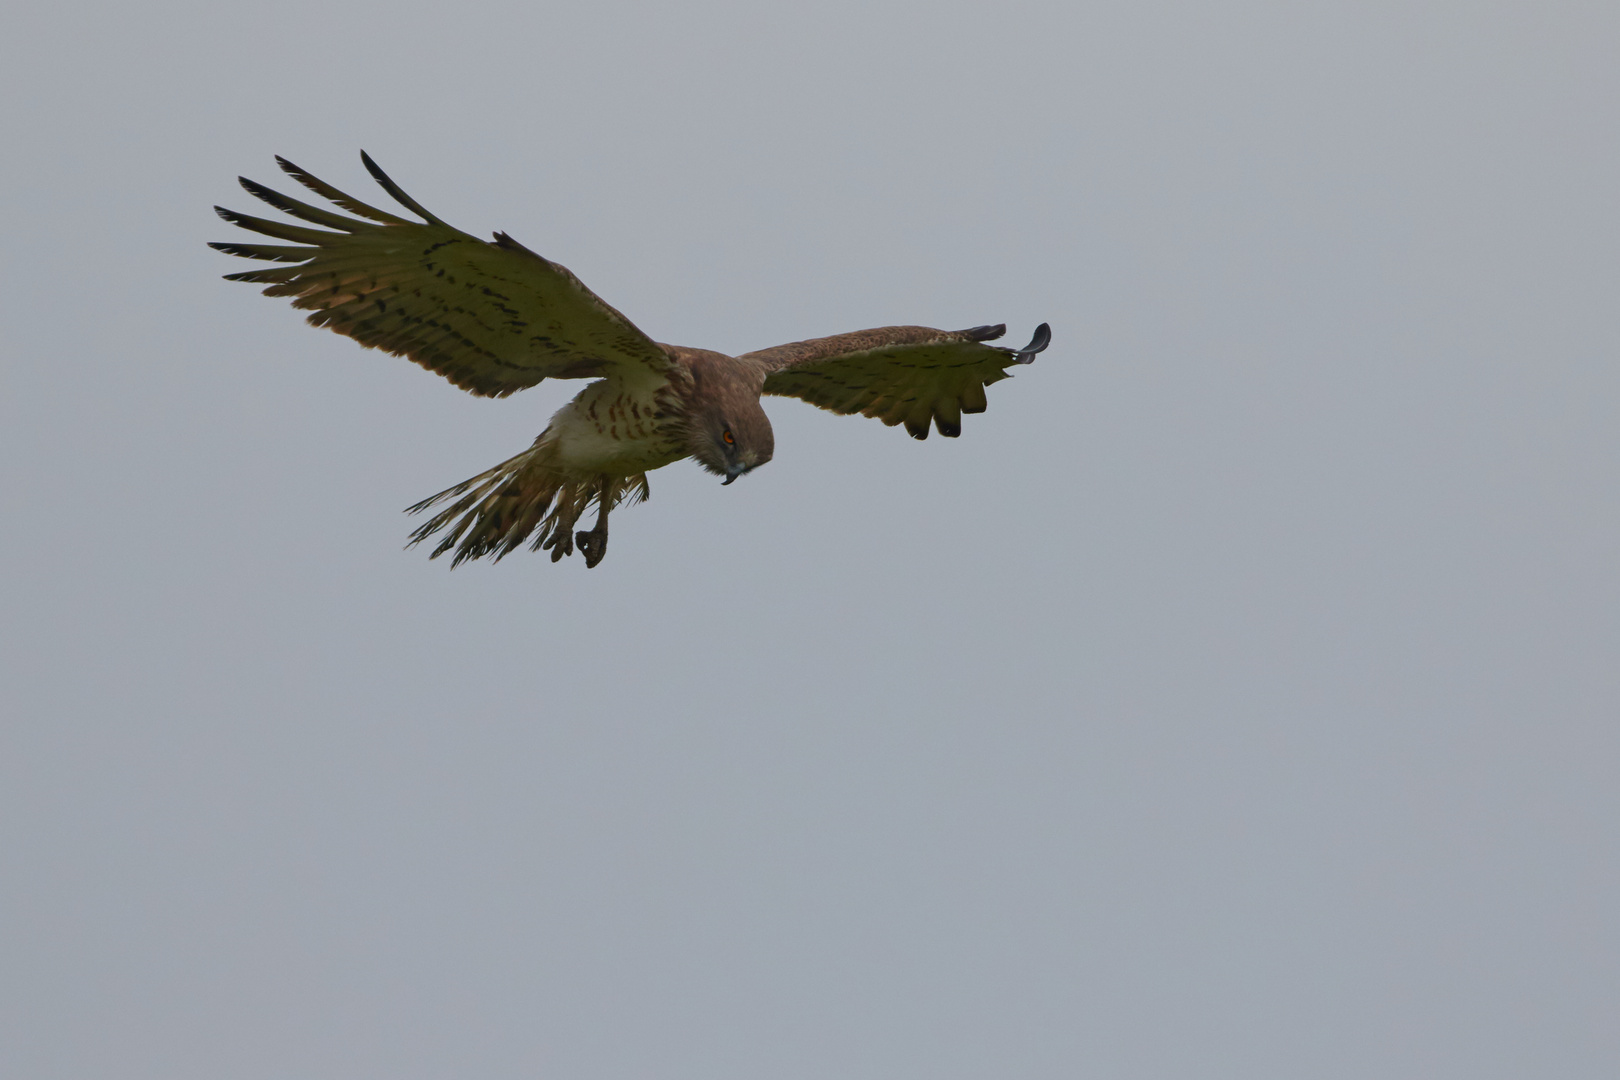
722 473 737 485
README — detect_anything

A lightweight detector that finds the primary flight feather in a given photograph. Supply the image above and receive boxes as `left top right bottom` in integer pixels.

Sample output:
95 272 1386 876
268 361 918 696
212 152 1052 567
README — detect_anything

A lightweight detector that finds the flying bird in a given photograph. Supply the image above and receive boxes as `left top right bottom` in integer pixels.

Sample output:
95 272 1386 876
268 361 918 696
212 153 1051 567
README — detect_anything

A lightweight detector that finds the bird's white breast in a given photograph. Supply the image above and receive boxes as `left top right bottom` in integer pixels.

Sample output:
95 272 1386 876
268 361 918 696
549 377 684 474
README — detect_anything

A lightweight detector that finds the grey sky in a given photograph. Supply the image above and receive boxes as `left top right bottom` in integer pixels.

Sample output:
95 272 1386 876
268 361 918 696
3 1 1617 1077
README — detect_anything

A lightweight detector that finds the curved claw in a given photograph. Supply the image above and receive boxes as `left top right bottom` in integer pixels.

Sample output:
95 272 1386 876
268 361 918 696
1014 322 1051 364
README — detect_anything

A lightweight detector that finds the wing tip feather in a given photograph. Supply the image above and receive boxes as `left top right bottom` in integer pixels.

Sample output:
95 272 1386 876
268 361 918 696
360 150 445 225
1014 322 1051 363
272 154 412 226
492 231 553 266
959 323 1006 342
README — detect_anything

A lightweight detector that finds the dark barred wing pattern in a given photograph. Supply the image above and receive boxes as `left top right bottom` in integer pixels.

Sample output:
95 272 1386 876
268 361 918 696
210 153 671 397
748 323 1050 439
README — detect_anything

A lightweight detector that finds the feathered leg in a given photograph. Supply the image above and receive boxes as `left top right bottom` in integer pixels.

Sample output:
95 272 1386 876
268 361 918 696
571 474 645 568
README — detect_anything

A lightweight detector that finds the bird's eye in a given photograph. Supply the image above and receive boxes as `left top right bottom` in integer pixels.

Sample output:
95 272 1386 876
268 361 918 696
722 429 735 445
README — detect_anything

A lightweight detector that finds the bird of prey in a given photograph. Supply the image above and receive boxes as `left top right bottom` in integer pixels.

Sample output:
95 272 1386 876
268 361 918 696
212 153 1051 568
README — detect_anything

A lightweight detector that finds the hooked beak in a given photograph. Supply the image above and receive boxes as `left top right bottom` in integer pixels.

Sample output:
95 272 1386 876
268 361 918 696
722 464 752 486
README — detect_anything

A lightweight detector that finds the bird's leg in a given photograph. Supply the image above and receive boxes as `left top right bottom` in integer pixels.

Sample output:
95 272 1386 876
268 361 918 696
575 477 612 569
542 490 583 562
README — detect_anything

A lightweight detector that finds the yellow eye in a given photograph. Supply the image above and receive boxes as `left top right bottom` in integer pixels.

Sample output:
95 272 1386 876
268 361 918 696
722 429 735 445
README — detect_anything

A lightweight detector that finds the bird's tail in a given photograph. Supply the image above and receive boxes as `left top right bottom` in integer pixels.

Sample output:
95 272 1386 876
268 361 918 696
405 438 650 565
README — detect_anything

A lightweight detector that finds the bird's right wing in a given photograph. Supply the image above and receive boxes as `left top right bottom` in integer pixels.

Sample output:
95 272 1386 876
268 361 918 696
747 323 1050 439
211 153 673 397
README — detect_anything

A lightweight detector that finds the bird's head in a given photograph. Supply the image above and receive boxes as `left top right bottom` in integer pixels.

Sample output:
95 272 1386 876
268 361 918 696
689 397 774 485
679 353 775 484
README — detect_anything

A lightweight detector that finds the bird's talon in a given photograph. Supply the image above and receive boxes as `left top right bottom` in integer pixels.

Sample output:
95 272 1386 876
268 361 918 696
576 528 608 568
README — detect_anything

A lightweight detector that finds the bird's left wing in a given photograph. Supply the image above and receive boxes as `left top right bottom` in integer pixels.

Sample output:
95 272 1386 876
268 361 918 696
747 323 1050 439
211 153 673 397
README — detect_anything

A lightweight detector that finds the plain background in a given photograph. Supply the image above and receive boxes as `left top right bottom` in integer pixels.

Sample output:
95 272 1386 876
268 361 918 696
2 2 1617 1077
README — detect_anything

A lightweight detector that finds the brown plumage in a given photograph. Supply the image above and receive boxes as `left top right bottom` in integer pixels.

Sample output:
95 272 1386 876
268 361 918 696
212 153 1051 567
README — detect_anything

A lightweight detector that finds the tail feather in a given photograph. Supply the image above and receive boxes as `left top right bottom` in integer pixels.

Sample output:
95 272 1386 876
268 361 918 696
406 441 650 566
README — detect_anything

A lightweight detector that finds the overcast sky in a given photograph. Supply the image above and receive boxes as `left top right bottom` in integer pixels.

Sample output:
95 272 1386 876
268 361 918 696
2 2 1617 1077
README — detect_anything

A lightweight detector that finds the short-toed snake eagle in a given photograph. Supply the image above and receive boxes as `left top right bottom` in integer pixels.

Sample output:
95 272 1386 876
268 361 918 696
212 153 1051 567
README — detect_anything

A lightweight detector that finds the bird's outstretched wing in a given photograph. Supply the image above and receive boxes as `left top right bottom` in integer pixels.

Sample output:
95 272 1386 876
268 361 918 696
746 323 1050 439
211 153 672 397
